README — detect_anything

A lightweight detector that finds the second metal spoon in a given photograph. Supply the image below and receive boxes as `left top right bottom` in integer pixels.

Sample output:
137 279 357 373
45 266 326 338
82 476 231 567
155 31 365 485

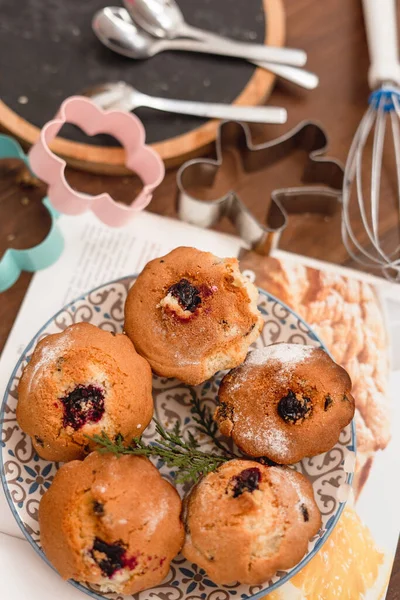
85 81 287 124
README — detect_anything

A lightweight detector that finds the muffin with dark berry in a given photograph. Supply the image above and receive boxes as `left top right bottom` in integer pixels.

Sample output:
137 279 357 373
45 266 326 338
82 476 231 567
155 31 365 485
214 343 355 464
17 322 153 462
39 452 184 594
124 247 264 385
182 459 321 585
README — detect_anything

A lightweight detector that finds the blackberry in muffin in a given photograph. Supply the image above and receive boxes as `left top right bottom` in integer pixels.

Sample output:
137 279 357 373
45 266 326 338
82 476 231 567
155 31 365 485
39 452 184 594
182 459 321 585
17 323 153 462
124 247 264 385
214 343 355 464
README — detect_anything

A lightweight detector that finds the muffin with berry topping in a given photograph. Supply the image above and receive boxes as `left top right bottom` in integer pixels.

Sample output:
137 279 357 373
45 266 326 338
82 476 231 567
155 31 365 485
17 322 153 462
182 459 321 585
124 247 264 385
39 452 184 594
214 343 355 464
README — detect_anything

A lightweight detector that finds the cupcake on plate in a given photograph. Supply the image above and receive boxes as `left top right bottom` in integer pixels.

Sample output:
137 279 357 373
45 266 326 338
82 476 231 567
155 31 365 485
39 452 184 594
124 247 264 385
17 322 153 462
214 343 355 464
182 459 321 585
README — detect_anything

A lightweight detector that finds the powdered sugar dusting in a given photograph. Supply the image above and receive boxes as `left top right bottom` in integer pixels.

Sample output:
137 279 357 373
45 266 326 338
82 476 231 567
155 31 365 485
238 416 291 458
262 427 291 458
145 497 169 536
27 332 73 394
266 427 291 458
284 467 309 509
246 344 313 367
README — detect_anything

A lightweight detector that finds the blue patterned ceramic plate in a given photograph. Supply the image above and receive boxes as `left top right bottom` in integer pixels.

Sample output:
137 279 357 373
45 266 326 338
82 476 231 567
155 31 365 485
0 276 356 600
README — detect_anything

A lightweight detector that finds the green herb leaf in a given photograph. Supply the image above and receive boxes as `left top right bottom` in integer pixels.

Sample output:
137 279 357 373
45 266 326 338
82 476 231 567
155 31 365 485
85 419 229 484
190 395 236 457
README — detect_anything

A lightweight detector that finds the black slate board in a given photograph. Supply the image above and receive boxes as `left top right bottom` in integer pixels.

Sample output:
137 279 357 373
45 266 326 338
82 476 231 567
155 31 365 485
0 0 265 145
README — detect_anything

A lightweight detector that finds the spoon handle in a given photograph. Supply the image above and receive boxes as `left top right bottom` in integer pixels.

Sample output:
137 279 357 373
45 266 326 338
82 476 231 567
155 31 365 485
253 62 318 90
135 93 287 124
158 36 306 67
178 24 317 90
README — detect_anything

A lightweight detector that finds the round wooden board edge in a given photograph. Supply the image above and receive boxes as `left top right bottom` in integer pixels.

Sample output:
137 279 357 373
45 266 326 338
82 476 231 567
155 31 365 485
0 0 285 174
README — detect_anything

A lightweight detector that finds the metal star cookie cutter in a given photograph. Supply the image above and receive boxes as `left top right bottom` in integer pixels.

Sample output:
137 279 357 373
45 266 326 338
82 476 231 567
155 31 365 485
177 120 344 255
0 134 64 292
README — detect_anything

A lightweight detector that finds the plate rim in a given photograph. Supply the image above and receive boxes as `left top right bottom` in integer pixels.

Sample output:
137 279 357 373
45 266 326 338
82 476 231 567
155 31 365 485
0 274 356 600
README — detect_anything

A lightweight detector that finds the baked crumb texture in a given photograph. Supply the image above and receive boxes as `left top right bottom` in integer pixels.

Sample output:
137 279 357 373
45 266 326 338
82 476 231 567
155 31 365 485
124 247 264 385
39 452 184 595
17 323 154 462
182 459 321 585
214 343 355 464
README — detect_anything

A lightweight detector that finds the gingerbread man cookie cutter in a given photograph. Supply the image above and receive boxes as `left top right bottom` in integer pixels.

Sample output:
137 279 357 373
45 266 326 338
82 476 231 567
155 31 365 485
177 120 344 255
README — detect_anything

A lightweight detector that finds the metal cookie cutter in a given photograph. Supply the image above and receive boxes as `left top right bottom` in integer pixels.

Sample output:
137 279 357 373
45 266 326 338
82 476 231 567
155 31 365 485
177 120 344 255
0 135 63 293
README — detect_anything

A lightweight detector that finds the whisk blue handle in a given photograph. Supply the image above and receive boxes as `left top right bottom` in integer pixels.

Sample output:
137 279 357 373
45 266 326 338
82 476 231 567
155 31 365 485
369 86 400 111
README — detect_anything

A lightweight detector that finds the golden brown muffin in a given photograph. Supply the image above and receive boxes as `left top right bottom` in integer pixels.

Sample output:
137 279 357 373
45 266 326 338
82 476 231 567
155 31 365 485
239 252 390 496
17 323 153 462
39 452 184 595
124 247 264 385
182 459 321 585
214 343 355 464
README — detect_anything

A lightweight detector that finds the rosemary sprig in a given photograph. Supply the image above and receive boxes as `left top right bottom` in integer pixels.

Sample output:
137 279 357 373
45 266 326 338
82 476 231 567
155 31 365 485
87 419 228 484
190 394 237 457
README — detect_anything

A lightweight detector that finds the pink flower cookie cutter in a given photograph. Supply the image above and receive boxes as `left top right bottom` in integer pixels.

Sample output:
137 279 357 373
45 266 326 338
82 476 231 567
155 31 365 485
28 96 165 227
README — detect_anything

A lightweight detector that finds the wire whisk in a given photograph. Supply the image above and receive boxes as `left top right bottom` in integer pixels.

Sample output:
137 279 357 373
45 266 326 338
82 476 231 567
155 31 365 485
342 0 400 281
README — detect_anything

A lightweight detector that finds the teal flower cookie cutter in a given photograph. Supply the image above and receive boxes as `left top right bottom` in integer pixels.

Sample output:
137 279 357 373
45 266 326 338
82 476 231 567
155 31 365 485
0 135 64 293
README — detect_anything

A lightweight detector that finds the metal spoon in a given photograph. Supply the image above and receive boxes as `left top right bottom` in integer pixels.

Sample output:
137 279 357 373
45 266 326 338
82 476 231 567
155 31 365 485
93 7 306 66
122 0 319 89
122 0 201 40
85 81 287 124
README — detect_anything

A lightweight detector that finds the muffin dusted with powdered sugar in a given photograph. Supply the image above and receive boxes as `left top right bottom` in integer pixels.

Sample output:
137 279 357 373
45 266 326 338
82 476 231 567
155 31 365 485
124 247 264 385
214 343 355 464
39 452 184 595
17 323 153 462
182 459 321 585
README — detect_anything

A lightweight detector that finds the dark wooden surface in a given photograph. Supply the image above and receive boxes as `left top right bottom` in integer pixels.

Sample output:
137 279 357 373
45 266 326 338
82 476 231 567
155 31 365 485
0 0 399 596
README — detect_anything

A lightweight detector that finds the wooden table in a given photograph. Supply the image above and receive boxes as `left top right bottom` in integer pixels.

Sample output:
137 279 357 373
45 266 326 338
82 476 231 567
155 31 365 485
0 0 399 596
